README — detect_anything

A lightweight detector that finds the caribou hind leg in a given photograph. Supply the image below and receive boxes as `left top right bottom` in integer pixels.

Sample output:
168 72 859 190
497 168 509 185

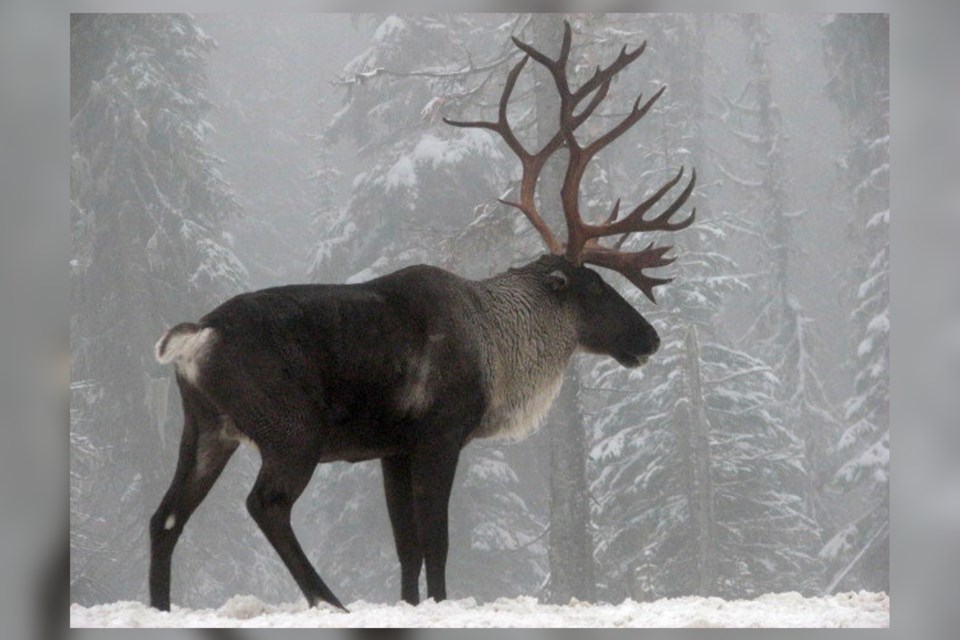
246 455 347 612
149 378 239 611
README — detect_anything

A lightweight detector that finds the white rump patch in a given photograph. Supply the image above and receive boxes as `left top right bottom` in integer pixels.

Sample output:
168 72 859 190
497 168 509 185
164 515 176 530
396 334 445 417
155 327 216 384
397 357 433 416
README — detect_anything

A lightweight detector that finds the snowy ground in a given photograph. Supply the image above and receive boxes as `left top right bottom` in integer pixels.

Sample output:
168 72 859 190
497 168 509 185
71 591 888 628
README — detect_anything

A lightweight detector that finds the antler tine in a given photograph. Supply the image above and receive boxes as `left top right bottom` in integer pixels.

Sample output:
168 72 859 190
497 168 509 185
514 22 647 116
581 243 679 303
573 40 648 103
444 54 529 159
579 168 696 302
511 20 573 94
559 83 669 263
584 85 665 158
444 54 565 255
446 20 695 298
596 167 697 238
509 21 666 264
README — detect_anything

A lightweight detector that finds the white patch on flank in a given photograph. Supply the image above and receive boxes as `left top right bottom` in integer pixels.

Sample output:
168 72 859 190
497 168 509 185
164 515 175 530
397 334 444 417
155 327 216 384
398 356 433 416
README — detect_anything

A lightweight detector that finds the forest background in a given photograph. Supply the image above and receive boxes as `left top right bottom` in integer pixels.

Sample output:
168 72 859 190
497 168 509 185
69 13 889 609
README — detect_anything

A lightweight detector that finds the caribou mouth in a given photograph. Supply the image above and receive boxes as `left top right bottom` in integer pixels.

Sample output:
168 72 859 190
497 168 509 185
616 353 649 368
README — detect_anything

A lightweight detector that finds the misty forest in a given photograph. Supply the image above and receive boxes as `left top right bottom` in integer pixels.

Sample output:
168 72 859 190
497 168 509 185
70 13 889 609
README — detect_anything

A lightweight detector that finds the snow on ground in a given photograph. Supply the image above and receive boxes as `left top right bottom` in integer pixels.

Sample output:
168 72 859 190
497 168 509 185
71 591 888 628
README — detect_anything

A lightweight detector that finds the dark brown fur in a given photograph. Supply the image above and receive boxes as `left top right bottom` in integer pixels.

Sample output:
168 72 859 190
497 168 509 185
149 255 659 611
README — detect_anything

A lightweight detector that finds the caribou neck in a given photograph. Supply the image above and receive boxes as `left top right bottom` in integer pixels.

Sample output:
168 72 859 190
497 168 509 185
468 263 577 440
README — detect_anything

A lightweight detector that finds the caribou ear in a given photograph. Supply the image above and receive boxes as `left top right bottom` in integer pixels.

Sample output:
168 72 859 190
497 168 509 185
547 270 569 291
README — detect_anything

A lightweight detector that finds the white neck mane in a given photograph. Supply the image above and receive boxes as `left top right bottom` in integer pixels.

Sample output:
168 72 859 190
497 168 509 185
471 270 576 441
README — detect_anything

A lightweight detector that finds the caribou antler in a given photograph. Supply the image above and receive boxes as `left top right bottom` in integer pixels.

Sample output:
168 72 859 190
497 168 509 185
446 21 695 302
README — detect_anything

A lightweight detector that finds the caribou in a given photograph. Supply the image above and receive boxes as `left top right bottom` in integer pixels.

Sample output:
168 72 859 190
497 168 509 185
149 22 695 612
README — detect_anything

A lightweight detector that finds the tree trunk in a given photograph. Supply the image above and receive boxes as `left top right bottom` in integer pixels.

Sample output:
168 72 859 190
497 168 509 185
677 324 716 596
545 367 596 603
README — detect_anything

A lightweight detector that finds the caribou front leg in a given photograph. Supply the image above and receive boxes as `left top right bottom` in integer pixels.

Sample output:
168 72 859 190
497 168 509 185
410 441 460 602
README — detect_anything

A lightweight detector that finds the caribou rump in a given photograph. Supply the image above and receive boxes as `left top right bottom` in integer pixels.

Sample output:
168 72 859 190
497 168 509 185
149 21 695 612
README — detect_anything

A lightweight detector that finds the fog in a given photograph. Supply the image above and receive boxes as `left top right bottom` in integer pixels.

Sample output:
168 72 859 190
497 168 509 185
69 13 888 615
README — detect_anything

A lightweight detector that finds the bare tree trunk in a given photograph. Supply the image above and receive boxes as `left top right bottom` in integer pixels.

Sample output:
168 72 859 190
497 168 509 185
545 367 596 603
677 324 716 596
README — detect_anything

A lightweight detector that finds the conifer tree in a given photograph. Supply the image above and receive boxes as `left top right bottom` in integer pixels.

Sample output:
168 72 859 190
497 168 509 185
70 14 247 605
819 13 889 594
589 14 820 601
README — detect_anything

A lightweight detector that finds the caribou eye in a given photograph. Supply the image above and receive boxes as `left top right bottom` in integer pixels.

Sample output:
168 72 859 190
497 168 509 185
547 270 569 291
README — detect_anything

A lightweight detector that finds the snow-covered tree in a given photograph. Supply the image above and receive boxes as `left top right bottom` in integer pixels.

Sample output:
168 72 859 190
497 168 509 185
819 13 889 594
448 445 548 601
67 13 868 610
70 14 248 606
589 14 821 602
713 15 839 534
308 142 346 283
319 14 515 281
204 14 328 288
